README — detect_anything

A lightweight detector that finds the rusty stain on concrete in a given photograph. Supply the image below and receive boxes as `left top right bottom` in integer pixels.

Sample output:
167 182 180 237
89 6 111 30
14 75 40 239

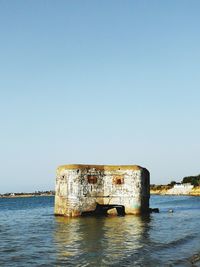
54 164 150 217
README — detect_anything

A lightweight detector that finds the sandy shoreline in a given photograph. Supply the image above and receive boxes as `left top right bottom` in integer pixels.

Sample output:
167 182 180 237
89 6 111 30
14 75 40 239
150 186 200 196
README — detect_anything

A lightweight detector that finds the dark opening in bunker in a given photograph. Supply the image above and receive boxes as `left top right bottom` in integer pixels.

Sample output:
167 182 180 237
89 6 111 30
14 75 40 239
113 176 124 185
81 203 125 217
87 175 97 184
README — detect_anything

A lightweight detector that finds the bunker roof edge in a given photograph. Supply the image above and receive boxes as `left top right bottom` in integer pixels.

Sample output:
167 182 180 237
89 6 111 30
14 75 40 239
57 164 147 173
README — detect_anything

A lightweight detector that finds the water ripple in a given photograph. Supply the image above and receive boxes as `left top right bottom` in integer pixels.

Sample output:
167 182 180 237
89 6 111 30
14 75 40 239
0 196 200 266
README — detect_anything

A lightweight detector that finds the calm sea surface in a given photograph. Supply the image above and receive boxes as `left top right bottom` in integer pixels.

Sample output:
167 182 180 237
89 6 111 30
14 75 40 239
0 195 200 267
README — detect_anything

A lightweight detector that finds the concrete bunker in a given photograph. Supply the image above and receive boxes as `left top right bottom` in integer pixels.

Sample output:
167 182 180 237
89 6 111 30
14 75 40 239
54 164 150 217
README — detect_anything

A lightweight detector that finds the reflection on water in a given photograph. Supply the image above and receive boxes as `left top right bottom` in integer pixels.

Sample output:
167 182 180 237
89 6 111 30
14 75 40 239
54 215 152 266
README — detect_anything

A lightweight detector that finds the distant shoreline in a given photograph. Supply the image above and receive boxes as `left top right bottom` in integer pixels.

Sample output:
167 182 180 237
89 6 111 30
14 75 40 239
150 185 200 196
1 187 200 198
0 194 55 199
0 192 55 198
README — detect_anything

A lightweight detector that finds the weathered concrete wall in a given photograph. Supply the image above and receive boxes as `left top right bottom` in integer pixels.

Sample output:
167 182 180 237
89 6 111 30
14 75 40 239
55 164 150 217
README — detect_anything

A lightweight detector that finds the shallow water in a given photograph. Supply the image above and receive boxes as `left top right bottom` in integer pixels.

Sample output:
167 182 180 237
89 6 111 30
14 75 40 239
0 195 200 266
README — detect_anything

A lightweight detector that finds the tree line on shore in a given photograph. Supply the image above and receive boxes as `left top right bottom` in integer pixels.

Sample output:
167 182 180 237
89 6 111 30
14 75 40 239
151 173 200 190
181 174 200 186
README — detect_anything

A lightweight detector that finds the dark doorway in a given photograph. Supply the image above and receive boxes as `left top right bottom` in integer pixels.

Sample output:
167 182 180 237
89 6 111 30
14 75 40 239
81 203 125 217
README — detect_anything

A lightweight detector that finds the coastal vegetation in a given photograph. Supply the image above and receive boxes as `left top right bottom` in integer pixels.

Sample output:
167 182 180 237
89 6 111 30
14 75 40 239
182 174 200 186
150 184 173 191
150 173 200 195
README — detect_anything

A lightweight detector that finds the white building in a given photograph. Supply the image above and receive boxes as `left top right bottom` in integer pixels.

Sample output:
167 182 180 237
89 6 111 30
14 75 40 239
167 183 193 195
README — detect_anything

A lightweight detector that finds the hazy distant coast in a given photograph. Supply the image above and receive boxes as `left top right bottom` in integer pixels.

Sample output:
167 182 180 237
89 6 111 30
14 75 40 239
0 191 55 198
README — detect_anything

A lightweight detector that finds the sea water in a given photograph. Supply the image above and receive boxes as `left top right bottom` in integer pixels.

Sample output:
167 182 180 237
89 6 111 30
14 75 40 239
0 195 200 266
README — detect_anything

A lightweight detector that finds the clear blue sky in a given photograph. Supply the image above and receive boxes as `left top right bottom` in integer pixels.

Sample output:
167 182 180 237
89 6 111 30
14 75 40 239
0 1 200 193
